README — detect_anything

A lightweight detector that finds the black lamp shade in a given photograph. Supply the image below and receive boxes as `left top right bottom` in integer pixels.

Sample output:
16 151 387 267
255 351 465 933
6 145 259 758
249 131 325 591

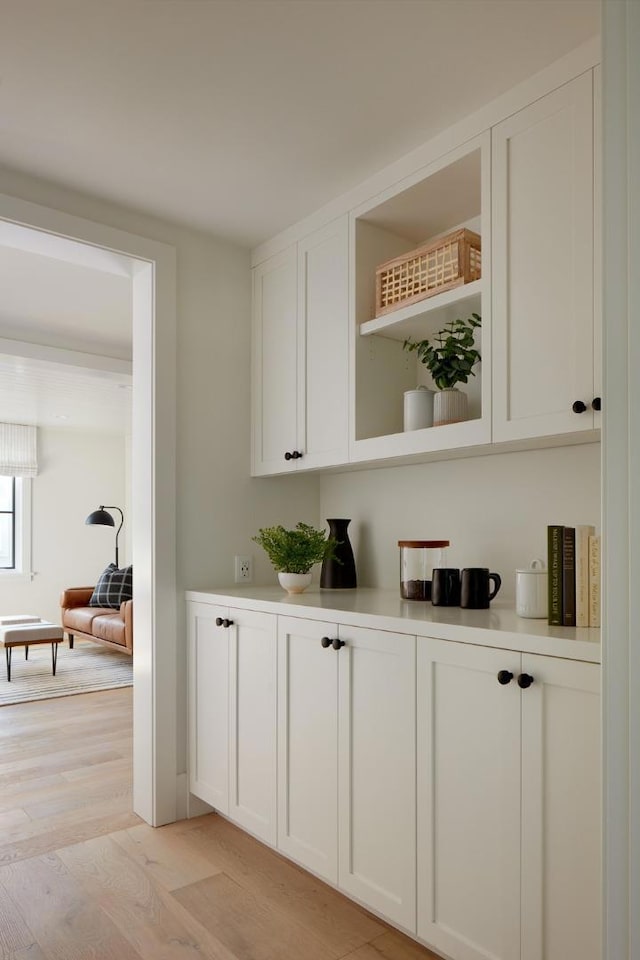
85 505 124 567
85 508 115 528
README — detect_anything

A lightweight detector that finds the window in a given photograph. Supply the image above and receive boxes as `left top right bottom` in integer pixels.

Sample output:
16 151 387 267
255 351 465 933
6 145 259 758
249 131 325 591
0 477 31 579
0 476 15 568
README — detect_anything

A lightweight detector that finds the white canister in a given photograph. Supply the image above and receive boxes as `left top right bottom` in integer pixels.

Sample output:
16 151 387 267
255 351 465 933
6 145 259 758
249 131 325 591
516 559 548 619
404 387 434 431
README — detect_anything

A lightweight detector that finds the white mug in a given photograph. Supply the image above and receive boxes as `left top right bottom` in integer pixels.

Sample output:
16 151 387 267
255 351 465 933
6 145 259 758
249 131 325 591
516 559 548 619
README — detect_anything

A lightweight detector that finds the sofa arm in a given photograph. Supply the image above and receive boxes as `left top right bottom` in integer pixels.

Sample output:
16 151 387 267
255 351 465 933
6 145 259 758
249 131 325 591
60 587 95 609
122 599 133 652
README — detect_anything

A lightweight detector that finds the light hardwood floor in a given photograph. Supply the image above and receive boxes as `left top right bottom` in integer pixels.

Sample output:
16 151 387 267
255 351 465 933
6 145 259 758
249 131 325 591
0 688 440 960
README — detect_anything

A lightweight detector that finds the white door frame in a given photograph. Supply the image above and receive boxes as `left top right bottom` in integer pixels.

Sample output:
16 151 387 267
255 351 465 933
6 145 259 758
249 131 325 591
0 191 177 826
602 1 640 957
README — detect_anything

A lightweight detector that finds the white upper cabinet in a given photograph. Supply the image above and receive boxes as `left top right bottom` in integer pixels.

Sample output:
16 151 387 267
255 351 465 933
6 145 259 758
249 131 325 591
350 133 492 464
298 216 349 470
252 246 298 474
492 71 599 442
252 216 349 475
251 53 600 475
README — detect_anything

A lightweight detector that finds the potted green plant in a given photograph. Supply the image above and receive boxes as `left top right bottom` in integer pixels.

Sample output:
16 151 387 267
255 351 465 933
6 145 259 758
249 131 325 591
403 313 481 426
252 522 339 594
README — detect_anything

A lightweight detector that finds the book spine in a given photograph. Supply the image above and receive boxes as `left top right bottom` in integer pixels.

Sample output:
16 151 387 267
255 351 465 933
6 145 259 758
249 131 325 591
562 526 576 626
575 525 596 627
589 534 601 628
547 525 564 625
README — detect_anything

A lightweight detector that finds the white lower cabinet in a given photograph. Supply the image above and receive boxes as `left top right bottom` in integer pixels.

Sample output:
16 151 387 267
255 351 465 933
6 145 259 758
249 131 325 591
277 616 416 930
188 602 277 844
520 653 601 960
187 595 600 960
417 636 601 960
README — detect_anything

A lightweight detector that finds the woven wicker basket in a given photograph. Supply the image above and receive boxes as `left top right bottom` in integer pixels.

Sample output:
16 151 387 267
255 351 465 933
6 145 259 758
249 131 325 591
375 228 481 318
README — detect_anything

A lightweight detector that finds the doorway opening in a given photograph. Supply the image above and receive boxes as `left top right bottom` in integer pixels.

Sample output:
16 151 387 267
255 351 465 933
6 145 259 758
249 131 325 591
0 194 177 826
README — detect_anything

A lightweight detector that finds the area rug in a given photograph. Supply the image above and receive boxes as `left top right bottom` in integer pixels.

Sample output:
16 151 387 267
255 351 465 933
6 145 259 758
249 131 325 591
0 639 132 707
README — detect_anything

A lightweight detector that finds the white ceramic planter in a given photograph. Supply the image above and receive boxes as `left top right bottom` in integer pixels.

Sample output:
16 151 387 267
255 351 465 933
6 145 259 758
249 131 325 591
403 387 435 431
433 388 468 426
278 572 313 595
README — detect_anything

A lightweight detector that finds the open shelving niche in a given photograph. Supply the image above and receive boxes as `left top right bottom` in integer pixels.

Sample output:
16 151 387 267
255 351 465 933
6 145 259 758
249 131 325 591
350 133 491 462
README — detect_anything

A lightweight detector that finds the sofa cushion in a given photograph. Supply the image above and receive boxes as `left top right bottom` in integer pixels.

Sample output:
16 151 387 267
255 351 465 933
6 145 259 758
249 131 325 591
89 564 133 609
91 613 126 646
63 606 116 633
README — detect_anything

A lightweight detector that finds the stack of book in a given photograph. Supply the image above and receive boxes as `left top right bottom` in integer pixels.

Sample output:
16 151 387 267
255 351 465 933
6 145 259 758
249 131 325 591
547 525 600 627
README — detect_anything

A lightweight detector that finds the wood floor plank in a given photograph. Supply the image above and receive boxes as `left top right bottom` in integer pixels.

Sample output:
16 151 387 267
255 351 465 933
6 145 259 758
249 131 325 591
111 822 222 892
21 769 132 821
0 688 446 960
179 816 385 956
0 852 143 960
0 808 31 830
0 805 141 865
5 945 49 960
0 878 37 956
173 872 340 960
339 932 442 960
57 834 241 960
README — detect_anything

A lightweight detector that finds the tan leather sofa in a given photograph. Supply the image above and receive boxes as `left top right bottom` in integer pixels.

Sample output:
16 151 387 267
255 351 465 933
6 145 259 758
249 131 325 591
60 587 133 654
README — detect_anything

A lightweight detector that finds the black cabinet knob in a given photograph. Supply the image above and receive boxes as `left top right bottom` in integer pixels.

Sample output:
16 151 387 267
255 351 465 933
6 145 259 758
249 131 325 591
592 397 602 411
216 617 233 628
284 451 293 461
517 673 534 689
321 636 333 648
572 400 587 414
497 670 514 685
292 450 303 460
332 638 345 651
215 617 223 626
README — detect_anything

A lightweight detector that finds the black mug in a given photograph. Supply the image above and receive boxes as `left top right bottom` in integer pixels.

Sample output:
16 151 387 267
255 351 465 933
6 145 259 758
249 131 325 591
432 568 461 606
460 568 502 609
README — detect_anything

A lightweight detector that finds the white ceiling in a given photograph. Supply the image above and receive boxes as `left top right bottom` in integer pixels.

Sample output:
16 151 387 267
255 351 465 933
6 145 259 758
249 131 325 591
0 246 132 359
0 353 131 434
0 221 133 433
0 0 600 249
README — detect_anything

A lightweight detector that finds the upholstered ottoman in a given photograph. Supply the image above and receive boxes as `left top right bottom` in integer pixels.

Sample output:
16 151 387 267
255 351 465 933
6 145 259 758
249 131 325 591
0 618 64 681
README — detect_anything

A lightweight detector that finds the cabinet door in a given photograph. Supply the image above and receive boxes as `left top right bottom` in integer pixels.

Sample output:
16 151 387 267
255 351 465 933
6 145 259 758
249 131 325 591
277 616 339 883
492 72 595 441
417 637 521 960
520 655 601 960
187 602 229 813
338 625 416 930
228 609 277 845
297 215 349 469
252 246 298 475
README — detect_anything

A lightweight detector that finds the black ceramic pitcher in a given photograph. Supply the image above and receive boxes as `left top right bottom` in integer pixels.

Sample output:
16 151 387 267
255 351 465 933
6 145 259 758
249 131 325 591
320 519 357 589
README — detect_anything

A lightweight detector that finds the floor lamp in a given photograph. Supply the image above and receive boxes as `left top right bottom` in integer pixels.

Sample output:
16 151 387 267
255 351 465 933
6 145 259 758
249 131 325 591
85 506 124 567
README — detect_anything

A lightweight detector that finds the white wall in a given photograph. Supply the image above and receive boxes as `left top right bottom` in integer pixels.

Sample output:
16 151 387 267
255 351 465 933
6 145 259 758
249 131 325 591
0 162 320 775
320 441 601 603
0 426 127 624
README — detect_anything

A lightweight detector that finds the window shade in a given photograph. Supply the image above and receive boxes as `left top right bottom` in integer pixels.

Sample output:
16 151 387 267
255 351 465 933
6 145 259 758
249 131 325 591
0 423 38 477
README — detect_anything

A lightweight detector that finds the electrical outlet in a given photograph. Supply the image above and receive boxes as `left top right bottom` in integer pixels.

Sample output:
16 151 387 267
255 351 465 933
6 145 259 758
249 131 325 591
234 555 252 583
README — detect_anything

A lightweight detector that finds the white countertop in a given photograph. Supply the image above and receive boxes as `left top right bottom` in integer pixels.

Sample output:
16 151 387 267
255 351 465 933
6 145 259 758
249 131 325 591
186 586 601 663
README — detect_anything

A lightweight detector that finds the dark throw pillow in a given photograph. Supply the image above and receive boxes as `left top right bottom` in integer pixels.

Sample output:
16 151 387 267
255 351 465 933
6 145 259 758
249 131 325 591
89 563 133 609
